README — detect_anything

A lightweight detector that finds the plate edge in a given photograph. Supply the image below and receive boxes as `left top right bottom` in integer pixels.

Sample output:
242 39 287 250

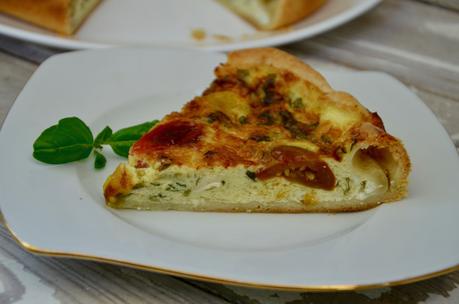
4 219 459 292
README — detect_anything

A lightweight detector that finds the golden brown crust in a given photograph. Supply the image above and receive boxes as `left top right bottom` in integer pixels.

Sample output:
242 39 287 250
269 0 327 30
227 47 332 93
103 163 137 205
0 0 100 34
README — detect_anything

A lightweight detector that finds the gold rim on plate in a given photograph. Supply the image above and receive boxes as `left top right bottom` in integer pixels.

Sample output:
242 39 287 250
4 220 459 292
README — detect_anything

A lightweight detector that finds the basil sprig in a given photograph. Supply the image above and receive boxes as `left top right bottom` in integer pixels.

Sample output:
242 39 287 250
33 117 158 169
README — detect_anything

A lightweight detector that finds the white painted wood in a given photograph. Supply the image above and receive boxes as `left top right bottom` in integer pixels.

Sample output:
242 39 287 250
0 224 229 304
289 0 459 100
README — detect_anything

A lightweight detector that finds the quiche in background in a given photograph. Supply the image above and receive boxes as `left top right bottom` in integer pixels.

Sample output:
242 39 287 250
0 0 101 35
217 0 327 30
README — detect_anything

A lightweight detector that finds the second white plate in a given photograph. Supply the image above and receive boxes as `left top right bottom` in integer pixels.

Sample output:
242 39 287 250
0 0 380 50
1 47 458 291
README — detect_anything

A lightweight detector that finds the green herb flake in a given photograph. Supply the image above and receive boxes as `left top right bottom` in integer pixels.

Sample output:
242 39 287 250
360 180 367 192
149 193 166 200
261 74 277 105
258 111 275 125
321 134 332 144
166 184 181 192
239 116 248 124
246 170 257 181
291 98 304 109
308 121 319 130
249 134 271 142
236 69 249 82
183 189 191 197
341 177 351 195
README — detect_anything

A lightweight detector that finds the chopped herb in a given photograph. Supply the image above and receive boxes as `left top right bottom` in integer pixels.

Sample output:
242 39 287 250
360 180 367 192
279 110 310 139
321 134 332 144
258 111 275 125
176 182 187 188
291 98 304 109
236 69 249 82
149 193 166 200
166 184 181 192
249 134 271 142
151 183 161 186
246 170 257 181
239 116 248 124
308 121 320 130
207 111 231 124
183 189 191 197
221 180 226 185
340 177 351 195
261 74 276 105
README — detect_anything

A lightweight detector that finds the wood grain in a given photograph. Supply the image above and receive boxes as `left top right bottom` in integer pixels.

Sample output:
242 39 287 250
289 0 459 101
0 224 229 304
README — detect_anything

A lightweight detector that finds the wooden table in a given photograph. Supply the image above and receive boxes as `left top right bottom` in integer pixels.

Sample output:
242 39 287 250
1 1 458 303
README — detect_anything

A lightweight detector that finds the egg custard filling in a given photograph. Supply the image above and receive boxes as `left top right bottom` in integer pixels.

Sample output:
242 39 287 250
104 48 410 213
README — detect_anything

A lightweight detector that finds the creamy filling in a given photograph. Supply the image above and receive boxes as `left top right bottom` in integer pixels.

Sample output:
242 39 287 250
218 0 272 26
115 146 389 210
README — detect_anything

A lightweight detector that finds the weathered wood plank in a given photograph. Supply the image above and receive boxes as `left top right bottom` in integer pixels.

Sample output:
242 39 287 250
0 35 60 64
419 0 459 11
0 225 229 304
289 0 459 101
190 273 459 304
0 52 35 127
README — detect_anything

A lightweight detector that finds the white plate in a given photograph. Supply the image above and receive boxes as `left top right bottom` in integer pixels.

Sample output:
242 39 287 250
0 0 380 50
1 47 458 291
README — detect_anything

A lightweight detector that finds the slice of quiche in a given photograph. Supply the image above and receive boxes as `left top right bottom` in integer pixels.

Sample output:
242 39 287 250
217 0 327 30
104 48 410 213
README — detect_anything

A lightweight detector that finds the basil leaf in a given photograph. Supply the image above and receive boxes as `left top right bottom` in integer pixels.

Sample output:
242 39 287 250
94 126 112 148
33 117 94 164
94 150 107 169
108 120 158 157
